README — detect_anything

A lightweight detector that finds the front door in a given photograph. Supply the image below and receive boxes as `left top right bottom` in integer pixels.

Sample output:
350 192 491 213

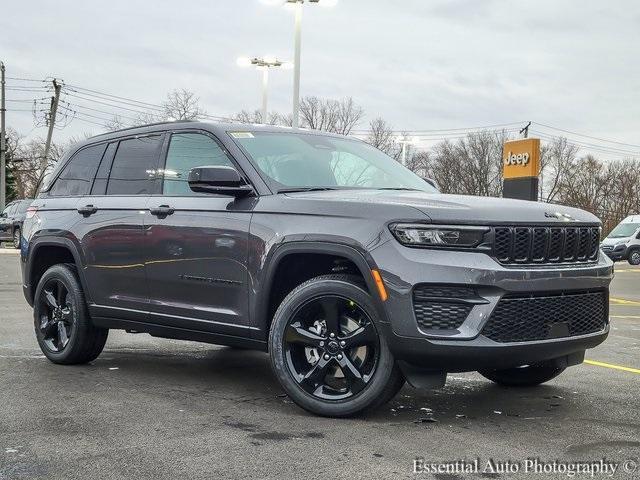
144 131 254 336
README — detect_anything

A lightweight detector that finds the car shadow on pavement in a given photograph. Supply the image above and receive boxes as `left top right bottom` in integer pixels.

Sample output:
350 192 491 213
85 344 598 425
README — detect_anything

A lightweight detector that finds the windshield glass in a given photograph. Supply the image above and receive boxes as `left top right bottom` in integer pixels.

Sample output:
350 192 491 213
229 131 437 193
608 223 640 238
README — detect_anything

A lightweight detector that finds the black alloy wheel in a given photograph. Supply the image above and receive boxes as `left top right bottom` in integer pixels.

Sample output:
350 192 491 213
269 274 405 417
37 278 74 353
284 295 379 400
34 264 108 364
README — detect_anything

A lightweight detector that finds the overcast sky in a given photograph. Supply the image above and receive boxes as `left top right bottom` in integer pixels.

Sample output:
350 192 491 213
3 0 639 158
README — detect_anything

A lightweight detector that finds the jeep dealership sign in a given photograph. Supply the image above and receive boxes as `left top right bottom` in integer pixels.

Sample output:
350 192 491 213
502 138 541 201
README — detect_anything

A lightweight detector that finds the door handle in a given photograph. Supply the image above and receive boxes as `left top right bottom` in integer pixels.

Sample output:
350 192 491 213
77 204 98 216
149 205 175 217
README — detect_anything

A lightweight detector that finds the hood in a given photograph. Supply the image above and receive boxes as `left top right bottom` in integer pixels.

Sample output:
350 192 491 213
284 190 600 225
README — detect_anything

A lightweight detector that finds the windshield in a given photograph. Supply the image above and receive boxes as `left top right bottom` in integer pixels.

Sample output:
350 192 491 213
608 223 640 238
229 131 437 193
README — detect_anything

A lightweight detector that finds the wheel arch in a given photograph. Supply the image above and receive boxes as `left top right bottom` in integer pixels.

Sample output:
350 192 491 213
255 241 390 340
25 236 89 306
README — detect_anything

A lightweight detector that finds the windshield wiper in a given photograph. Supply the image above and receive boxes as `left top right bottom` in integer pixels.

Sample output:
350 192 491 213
277 187 338 194
377 187 422 191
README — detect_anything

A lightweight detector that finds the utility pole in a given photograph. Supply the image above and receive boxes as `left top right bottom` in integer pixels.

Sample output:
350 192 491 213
1 61 6 210
520 121 531 139
43 79 62 171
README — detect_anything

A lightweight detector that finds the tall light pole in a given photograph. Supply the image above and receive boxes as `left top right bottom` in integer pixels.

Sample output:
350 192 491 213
397 136 417 167
263 0 338 128
237 56 292 123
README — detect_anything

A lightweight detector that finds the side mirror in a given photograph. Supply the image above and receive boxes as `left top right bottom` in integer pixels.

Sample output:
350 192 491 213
422 177 440 191
0 212 6 218
188 166 254 197
636 230 640 240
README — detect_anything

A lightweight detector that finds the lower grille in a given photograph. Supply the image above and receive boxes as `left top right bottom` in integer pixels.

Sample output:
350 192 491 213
413 286 474 330
482 291 608 343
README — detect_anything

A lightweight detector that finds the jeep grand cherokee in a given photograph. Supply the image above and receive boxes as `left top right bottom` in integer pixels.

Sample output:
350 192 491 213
20 121 613 417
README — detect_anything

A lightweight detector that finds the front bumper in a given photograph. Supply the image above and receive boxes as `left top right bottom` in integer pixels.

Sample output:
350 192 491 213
601 244 628 261
370 240 614 372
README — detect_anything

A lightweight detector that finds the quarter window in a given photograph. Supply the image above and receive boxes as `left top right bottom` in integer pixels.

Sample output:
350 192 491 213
49 144 107 196
106 135 163 195
162 133 235 195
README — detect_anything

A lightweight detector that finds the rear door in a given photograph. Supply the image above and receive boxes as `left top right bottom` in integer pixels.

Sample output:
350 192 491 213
144 131 254 336
79 134 164 319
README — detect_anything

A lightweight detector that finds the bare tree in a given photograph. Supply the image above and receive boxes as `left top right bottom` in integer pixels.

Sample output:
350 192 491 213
426 130 507 196
299 96 364 134
163 88 206 120
539 136 579 202
234 109 281 125
365 117 398 157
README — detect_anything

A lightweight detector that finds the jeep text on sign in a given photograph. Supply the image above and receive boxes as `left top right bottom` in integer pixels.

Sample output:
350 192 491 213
502 138 540 179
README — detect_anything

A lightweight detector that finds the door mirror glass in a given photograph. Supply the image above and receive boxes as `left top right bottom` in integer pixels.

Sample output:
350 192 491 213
188 166 253 197
0 212 6 218
636 229 640 240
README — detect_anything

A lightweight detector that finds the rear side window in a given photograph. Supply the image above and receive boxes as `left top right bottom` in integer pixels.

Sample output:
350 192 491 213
162 133 235 195
49 144 107 197
106 135 163 195
91 142 118 195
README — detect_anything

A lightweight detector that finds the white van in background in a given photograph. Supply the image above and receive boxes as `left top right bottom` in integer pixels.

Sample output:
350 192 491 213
601 215 640 265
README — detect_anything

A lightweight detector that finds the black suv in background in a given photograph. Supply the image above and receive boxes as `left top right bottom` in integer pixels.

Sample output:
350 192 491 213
21 121 613 417
0 199 32 248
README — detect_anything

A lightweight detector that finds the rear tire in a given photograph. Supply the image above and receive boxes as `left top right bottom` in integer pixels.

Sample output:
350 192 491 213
13 227 20 249
628 248 640 266
34 264 108 365
269 274 404 417
479 362 566 387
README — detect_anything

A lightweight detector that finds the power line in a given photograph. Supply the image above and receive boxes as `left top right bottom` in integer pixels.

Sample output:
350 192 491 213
64 84 165 111
6 76 46 83
532 121 640 149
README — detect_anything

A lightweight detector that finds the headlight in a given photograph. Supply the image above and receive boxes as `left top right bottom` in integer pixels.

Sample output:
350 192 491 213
389 223 489 248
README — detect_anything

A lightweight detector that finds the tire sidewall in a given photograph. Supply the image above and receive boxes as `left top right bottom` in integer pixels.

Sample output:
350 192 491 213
269 276 395 417
628 248 640 266
33 265 86 362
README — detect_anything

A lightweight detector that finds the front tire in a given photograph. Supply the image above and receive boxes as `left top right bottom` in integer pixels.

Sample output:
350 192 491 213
269 274 404 417
34 264 108 365
479 362 566 387
13 227 20 249
628 248 640 266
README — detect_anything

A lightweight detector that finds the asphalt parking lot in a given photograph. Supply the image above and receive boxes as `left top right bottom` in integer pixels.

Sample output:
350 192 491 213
1 249 638 479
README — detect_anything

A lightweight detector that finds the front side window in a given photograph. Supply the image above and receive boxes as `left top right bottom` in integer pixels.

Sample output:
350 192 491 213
106 135 163 195
162 133 235 196
230 131 436 193
48 144 107 197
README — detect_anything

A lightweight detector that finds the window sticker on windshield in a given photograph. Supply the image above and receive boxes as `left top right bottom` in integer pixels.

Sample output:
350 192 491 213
230 132 255 139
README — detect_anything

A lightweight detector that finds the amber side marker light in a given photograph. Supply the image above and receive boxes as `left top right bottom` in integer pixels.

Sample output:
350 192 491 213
371 269 388 301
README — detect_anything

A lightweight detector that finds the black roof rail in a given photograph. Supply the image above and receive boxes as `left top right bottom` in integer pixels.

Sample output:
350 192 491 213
91 119 201 139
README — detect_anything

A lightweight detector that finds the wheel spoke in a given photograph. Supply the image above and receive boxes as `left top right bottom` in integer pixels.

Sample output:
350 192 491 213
338 356 368 394
44 289 58 309
40 317 57 337
57 322 69 349
56 282 66 308
341 321 376 349
320 297 341 334
299 357 331 394
286 322 325 347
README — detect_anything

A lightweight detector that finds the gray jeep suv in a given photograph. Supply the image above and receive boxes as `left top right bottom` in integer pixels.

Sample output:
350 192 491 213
21 121 613 417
